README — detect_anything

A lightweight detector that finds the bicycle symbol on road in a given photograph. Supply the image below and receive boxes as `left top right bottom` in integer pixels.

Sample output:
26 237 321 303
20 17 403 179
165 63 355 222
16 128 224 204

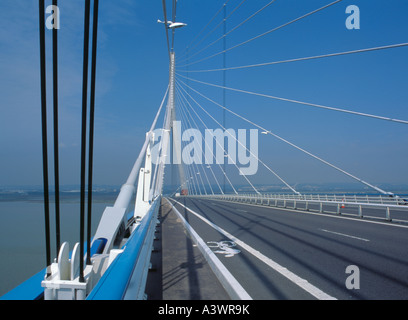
207 241 241 258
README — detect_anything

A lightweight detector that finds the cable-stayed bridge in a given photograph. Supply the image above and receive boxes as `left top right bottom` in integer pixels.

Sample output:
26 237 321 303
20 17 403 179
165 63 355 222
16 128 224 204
1 0 408 301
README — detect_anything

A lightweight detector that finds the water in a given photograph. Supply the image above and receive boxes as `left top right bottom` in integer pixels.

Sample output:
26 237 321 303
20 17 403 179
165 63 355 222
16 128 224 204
0 190 116 297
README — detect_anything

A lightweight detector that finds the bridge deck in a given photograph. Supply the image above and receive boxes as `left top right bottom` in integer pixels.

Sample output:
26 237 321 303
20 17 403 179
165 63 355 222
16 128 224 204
144 198 230 300
144 196 408 300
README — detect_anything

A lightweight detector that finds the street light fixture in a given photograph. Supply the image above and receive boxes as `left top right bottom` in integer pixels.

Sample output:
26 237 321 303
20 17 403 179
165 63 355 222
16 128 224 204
157 19 187 29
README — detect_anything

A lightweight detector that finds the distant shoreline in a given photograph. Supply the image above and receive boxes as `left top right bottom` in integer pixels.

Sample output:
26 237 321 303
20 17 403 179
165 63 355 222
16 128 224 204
1 183 407 203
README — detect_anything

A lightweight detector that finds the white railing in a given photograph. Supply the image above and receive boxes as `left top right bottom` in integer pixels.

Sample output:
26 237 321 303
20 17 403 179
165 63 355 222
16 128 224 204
191 193 408 222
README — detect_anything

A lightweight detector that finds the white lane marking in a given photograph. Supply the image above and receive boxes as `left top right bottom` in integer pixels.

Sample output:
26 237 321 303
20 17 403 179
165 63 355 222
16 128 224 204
237 209 248 213
165 198 252 300
319 229 370 242
171 198 336 300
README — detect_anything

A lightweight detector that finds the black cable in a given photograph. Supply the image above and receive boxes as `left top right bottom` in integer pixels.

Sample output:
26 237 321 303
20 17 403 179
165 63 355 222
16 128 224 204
52 0 61 255
162 0 171 57
87 0 99 266
79 0 91 283
171 0 177 51
38 0 51 277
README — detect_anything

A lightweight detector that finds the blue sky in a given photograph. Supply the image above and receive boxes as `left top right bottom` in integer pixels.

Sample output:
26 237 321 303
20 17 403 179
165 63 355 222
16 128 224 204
1 0 407 191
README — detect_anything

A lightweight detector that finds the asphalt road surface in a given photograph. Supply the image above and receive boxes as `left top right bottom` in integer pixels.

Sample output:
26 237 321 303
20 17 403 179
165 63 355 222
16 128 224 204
167 197 408 300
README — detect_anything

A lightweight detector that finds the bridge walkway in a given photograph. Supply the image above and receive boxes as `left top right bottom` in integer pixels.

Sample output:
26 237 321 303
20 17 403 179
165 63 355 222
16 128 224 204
144 198 230 300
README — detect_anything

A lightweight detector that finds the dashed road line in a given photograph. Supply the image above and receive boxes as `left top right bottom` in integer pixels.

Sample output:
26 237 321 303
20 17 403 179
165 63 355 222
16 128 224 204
319 229 370 242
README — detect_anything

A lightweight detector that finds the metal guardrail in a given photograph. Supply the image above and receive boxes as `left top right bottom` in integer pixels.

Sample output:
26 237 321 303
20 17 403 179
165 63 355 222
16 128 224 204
192 193 408 222
220 193 407 205
86 196 161 300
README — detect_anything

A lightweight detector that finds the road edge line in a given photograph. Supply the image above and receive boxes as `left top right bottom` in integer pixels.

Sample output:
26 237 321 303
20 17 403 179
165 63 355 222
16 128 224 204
164 197 253 300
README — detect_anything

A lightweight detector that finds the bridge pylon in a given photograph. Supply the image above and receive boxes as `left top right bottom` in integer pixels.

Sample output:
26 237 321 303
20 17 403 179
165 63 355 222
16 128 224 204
169 52 188 195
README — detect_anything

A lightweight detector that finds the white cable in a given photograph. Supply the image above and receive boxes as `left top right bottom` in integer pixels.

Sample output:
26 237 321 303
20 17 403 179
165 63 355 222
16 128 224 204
179 0 242 61
179 42 408 73
178 80 297 195
122 86 168 197
178 0 275 64
178 96 209 196
179 0 232 59
173 100 203 195
178 82 251 195
178 74 408 125
177 96 208 195
176 85 238 194
176 84 240 195
177 92 216 195
177 80 299 195
177 94 215 195
150 96 169 199
179 0 343 68
178 78 395 196
176 85 227 195
187 162 198 195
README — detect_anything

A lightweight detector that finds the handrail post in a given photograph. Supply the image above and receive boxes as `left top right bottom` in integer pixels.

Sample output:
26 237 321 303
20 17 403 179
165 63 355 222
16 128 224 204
386 207 391 221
